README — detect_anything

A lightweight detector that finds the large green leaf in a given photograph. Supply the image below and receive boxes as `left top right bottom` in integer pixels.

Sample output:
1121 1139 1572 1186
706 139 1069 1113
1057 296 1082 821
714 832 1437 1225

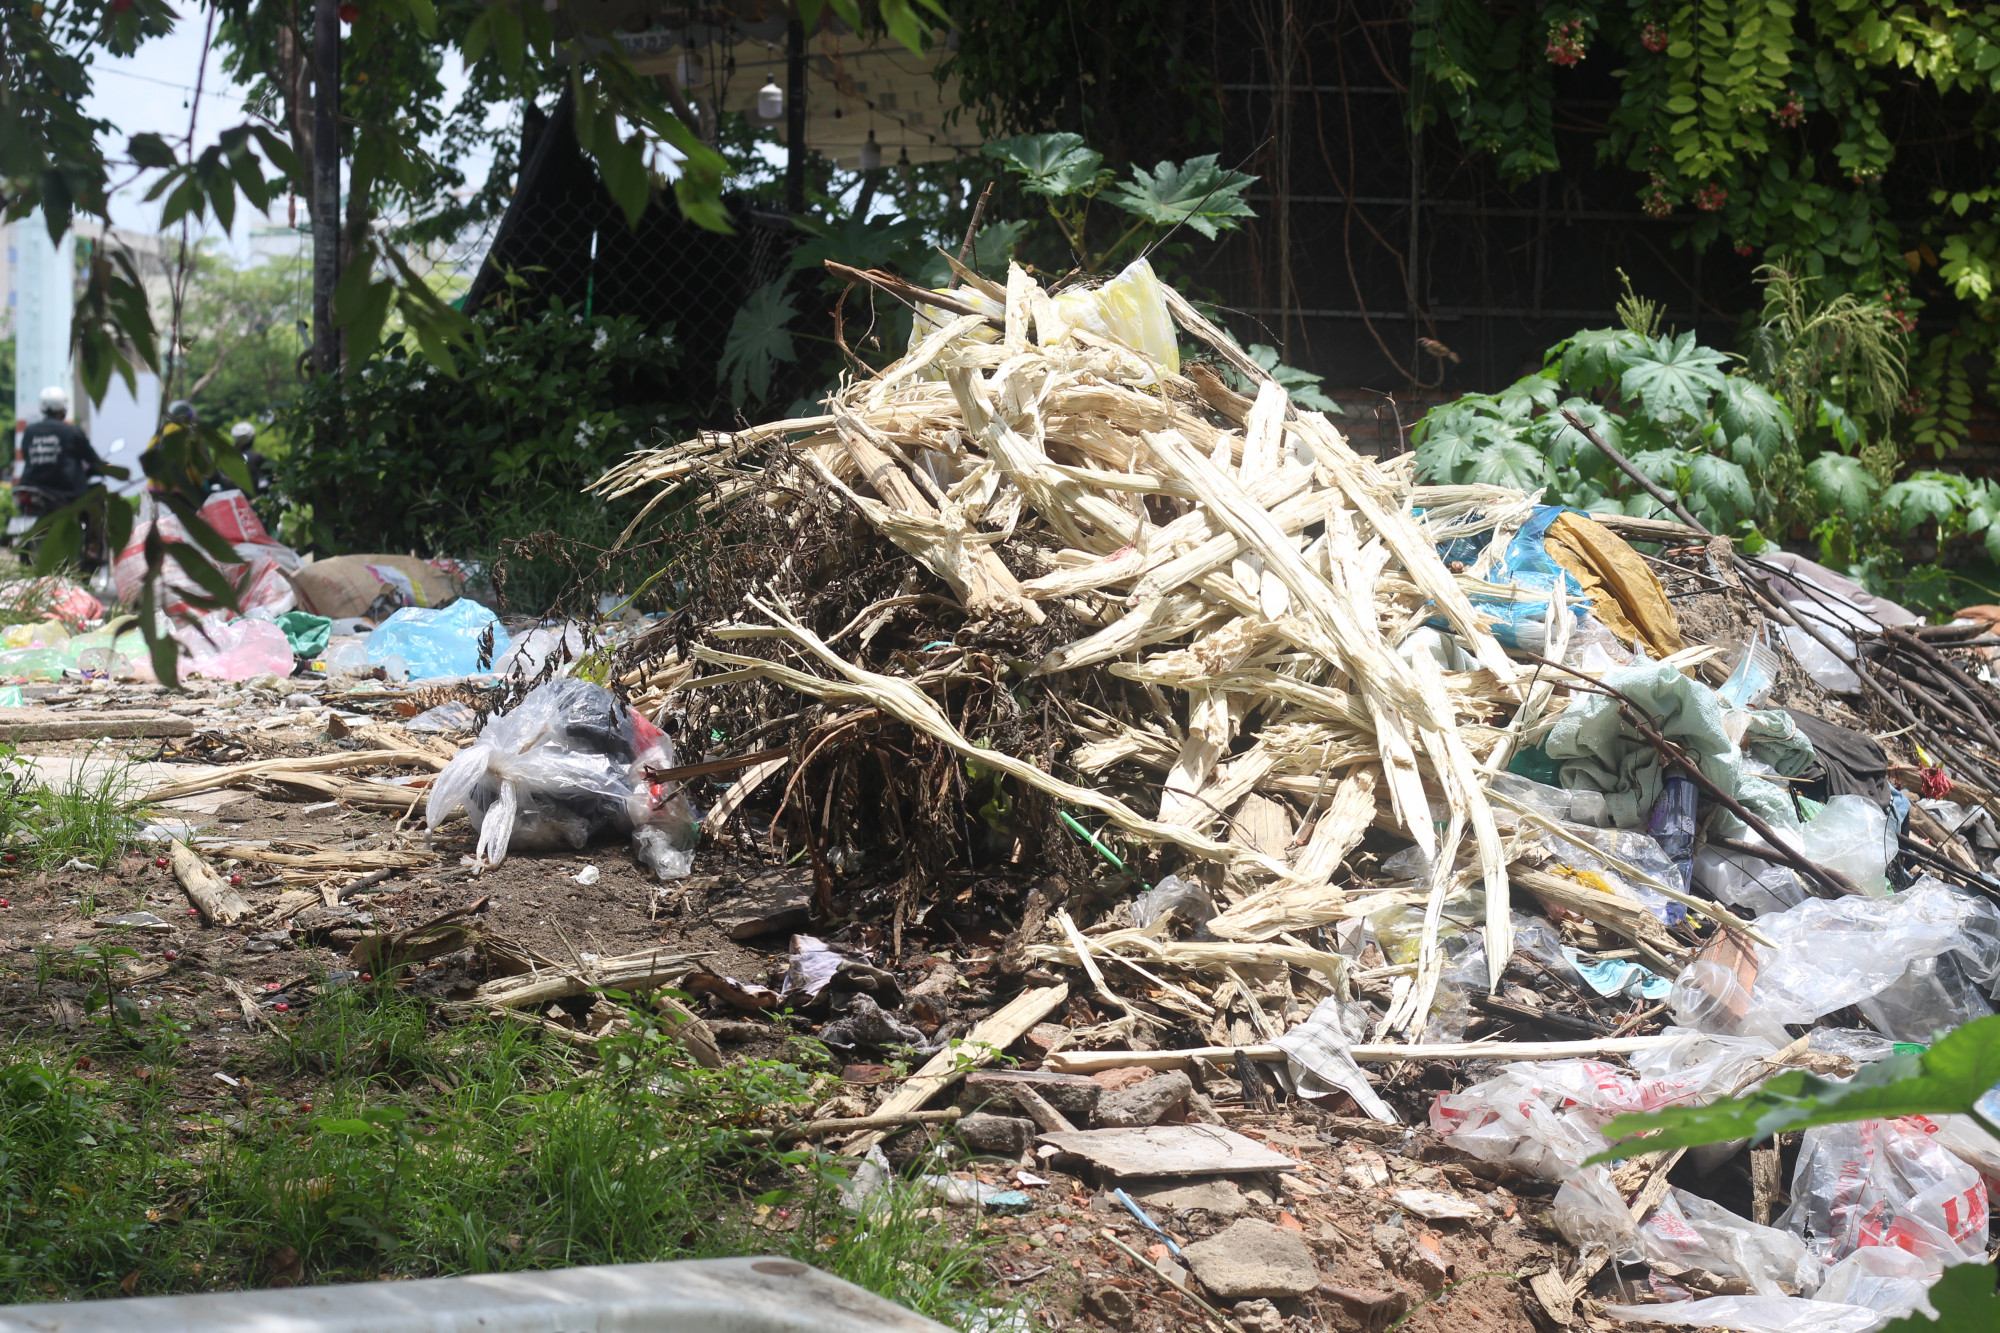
1690 453 1754 522
719 280 799 408
1554 327 1647 394
1104 154 1257 239
982 133 1108 199
1618 331 1731 419
1247 344 1340 413
1589 1012 2000 1162
1494 372 1560 421
1806 452 1879 513
1467 437 1553 489
1883 471 1968 534
1630 447 1693 489
792 212 929 279
1713 379 1793 466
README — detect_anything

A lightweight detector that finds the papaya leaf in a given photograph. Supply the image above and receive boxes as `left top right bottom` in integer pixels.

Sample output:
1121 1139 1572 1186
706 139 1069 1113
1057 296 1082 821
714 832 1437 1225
720 280 799 408
1105 155 1257 239
983 133 1108 199
1619 331 1731 419
1806 452 1878 513
1883 472 1967 534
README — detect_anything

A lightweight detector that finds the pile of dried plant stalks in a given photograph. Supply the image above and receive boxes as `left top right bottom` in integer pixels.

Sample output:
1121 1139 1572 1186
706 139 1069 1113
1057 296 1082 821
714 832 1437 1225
597 262 1624 1043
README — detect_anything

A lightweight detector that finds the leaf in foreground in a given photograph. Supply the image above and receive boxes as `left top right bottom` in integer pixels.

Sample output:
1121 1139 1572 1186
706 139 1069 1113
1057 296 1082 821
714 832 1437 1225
1587 1014 2000 1163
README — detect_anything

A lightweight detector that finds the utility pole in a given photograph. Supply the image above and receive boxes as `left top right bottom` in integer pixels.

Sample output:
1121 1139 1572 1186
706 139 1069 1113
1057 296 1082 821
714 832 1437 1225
311 0 340 375
785 8 806 215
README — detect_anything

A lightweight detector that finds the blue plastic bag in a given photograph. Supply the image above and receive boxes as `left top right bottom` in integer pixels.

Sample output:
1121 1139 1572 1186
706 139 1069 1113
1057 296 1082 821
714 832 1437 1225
367 598 511 680
1429 505 1589 648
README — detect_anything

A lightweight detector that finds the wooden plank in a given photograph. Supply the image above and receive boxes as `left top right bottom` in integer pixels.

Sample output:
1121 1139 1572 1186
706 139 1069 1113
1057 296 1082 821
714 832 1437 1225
1036 1125 1298 1178
1045 1033 1681 1074
0 710 193 742
841 982 1069 1154
215 845 435 871
142 750 440 802
171 841 249 925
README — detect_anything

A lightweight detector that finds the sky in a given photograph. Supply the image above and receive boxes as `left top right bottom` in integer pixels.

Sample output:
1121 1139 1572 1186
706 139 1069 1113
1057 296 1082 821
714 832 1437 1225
79 13 495 266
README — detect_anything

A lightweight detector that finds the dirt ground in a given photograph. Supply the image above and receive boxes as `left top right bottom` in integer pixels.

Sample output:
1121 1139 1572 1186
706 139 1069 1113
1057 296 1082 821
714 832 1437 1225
0 675 1657 1333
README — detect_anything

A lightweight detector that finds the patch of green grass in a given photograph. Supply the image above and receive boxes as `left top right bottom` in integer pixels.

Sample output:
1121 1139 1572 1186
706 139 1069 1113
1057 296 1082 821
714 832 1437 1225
0 984 1011 1327
21 749 139 872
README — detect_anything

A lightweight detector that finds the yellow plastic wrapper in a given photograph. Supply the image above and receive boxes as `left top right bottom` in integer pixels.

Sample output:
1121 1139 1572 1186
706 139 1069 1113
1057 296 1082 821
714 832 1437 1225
1047 257 1179 375
907 257 1179 377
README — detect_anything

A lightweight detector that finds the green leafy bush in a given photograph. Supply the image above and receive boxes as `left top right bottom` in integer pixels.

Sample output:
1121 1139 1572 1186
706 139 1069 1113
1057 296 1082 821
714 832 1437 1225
1413 298 2000 602
274 299 692 560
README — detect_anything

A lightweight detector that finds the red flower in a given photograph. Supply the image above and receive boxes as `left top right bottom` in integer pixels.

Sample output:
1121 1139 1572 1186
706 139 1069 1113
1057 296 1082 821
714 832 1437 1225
1640 22 1669 53
1546 18 1588 65
1693 183 1728 212
1773 97 1804 128
1735 243 1753 256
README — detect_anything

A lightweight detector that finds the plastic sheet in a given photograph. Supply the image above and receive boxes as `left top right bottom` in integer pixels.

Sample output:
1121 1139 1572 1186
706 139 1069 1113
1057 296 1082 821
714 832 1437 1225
1779 1116 1989 1267
427 679 700 879
1130 874 1217 930
1814 1243 1947 1317
1672 877 2000 1045
178 616 295 681
1604 1295 1885 1333
1692 838 1811 917
366 599 510 680
1044 257 1179 376
1800 795 1896 897
495 621 591 680
1637 1187 1823 1296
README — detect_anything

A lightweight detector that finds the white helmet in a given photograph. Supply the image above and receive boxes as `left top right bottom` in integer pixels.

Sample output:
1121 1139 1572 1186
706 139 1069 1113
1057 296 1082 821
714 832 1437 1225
39 386 69 417
231 422 256 443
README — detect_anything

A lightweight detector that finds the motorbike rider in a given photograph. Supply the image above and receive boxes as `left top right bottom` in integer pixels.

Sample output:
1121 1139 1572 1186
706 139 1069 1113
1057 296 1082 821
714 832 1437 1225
143 399 210 509
225 421 272 497
16 387 105 503
12 387 108 569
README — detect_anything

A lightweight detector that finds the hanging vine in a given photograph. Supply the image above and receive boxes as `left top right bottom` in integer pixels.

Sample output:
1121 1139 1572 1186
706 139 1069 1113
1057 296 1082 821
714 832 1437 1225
1410 0 2000 457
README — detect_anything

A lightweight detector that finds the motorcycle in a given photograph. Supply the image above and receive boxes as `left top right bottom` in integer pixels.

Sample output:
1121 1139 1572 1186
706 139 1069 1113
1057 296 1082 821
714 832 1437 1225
9 485 104 574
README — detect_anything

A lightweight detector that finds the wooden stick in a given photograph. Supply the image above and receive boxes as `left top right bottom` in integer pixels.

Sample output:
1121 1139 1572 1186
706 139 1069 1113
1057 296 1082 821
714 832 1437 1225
171 841 248 925
754 1106 962 1146
1099 1228 1230 1323
643 747 791 787
1560 410 1707 533
957 181 993 265
142 750 441 802
842 982 1069 1154
1045 1033 1678 1074
823 261 1002 329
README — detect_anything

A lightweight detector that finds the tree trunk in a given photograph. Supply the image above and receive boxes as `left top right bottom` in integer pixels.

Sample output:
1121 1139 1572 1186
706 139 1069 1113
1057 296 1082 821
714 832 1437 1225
311 0 340 377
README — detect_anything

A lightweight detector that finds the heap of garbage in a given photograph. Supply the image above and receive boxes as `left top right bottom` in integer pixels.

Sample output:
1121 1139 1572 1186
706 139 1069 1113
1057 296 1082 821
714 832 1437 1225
567 256 2000 1331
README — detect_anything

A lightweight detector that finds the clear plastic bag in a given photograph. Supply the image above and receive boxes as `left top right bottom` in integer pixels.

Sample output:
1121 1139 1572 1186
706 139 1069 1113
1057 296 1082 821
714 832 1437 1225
1675 877 2000 1045
1603 1295 1887 1333
1130 874 1217 930
1779 1116 1990 1267
1693 838 1811 917
428 679 700 879
366 598 511 680
1812 1245 1939 1318
1782 612 1860 693
1799 795 1896 897
495 621 591 680
1637 1187 1823 1296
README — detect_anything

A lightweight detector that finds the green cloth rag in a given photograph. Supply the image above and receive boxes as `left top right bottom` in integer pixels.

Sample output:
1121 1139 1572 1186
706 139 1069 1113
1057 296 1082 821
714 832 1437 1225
1543 660 1800 834
275 610 332 659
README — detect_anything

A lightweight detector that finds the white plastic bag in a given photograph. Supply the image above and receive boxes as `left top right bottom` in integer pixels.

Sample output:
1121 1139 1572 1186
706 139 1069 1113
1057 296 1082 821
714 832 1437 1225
1779 1116 1989 1267
1637 1187 1823 1296
1130 874 1216 930
1430 1030 1776 1180
1693 838 1811 917
1813 1244 1941 1317
428 679 700 878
